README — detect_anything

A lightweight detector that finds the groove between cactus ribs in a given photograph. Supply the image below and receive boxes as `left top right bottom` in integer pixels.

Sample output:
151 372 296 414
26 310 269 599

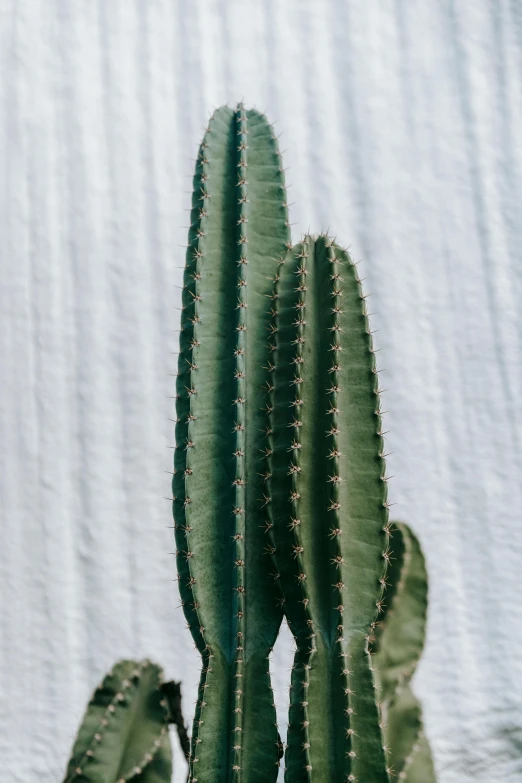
231 104 248 777
289 240 314 777
323 238 355 779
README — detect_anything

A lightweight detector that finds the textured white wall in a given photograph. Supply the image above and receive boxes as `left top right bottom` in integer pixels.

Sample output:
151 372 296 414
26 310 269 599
2 1 522 781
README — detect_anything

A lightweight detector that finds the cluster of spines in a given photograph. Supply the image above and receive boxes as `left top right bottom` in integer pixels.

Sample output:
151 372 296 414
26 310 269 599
258 163 290 777
231 105 249 778
323 239 356 780
261 253 285 596
285 240 315 777
263 248 309 776
64 662 169 783
173 117 213 783
375 530 413 685
259 271 281 765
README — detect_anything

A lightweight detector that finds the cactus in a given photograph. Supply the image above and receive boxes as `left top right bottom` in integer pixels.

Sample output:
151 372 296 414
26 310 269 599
269 235 391 782
170 105 435 783
371 522 436 782
172 104 290 782
60 106 436 783
63 660 173 783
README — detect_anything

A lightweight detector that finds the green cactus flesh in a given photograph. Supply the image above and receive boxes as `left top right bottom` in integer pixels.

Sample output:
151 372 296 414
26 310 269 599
63 660 172 783
270 236 391 783
371 522 436 781
173 105 290 782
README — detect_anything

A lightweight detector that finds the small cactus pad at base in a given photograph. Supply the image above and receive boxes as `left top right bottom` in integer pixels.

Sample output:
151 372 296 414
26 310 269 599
371 522 436 782
63 660 172 783
173 104 290 782
270 236 391 783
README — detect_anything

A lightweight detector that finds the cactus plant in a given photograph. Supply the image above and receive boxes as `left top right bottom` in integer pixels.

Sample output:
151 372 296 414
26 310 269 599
268 235 391 782
371 522 436 781
61 104 436 783
171 107 436 783
172 104 290 782
63 660 174 783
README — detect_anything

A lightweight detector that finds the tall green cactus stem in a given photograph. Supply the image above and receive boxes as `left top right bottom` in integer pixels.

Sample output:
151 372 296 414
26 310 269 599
173 105 290 782
270 236 391 783
371 523 436 782
63 660 172 783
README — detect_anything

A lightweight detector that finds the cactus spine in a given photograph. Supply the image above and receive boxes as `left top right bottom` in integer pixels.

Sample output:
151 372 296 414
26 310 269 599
63 661 172 783
173 105 290 782
270 236 391 782
371 522 436 781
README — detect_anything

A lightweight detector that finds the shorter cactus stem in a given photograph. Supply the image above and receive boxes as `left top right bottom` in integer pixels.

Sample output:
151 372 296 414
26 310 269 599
271 236 390 783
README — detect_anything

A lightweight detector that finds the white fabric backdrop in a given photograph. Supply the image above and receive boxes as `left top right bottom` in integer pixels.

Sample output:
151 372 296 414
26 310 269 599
2 1 522 780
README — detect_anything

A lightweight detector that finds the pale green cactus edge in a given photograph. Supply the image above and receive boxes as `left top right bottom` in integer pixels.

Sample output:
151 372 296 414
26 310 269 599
371 522 437 782
173 104 290 782
269 236 392 783
62 660 173 783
